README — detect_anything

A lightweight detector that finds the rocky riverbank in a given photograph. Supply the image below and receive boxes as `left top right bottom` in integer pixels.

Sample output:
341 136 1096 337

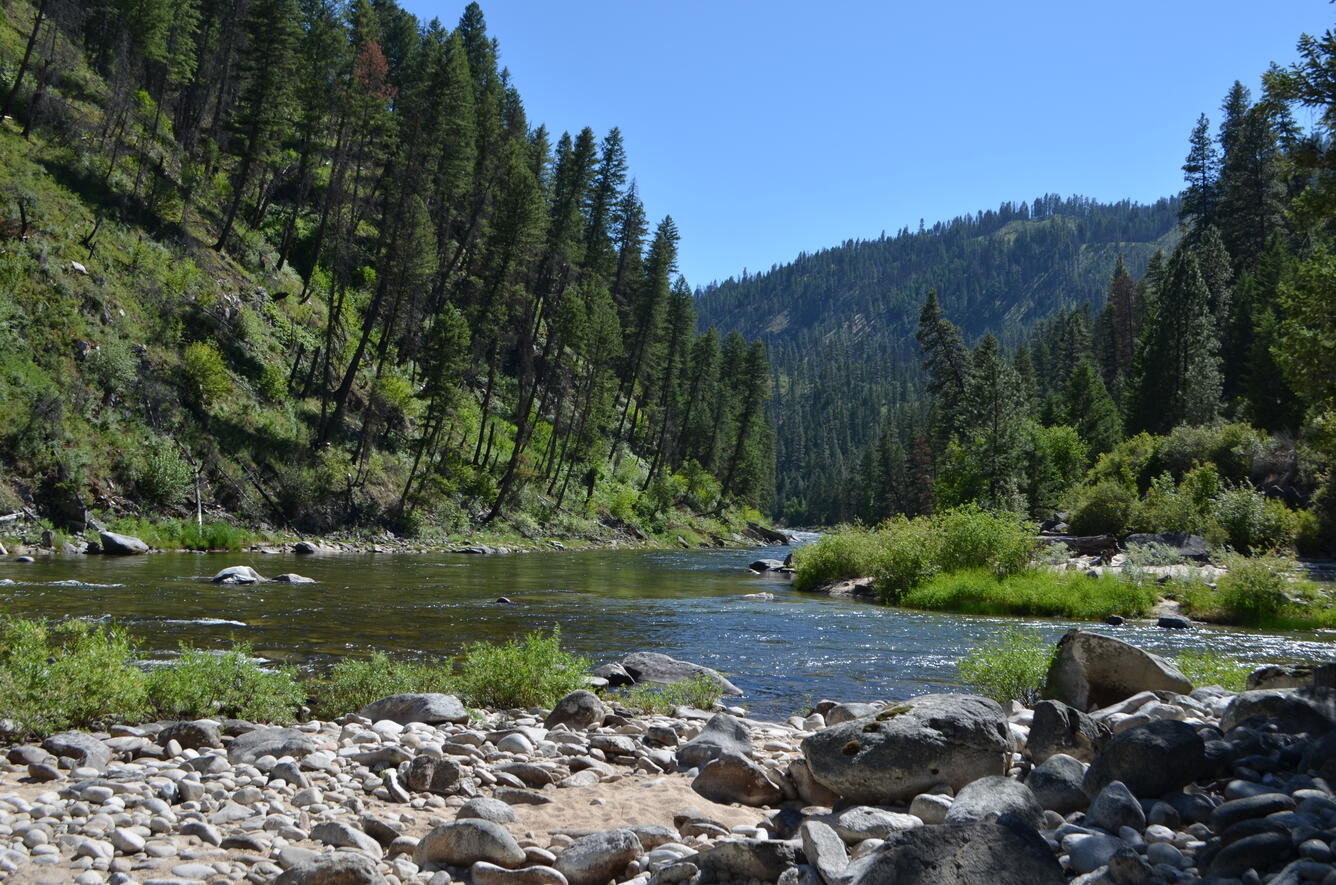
2 631 1335 885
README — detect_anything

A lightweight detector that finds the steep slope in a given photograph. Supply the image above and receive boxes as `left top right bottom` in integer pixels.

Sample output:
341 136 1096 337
695 196 1181 520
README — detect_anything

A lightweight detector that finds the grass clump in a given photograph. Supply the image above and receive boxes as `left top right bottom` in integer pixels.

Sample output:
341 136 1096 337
310 652 452 720
901 569 1157 620
1174 650 1250 691
147 644 304 723
620 674 723 715
0 617 148 737
452 627 591 710
957 628 1055 706
104 516 257 551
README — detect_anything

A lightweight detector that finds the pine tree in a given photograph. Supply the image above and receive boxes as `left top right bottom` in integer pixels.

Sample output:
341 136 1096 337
1181 114 1220 228
960 334 1028 510
916 290 970 446
1062 358 1122 455
1095 255 1139 394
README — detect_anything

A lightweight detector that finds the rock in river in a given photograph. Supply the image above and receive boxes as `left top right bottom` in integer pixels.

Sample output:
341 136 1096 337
802 694 1010 804
211 565 265 584
98 531 148 555
1043 629 1192 711
620 651 742 696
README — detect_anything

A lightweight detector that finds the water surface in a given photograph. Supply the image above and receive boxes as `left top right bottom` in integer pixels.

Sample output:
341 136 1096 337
2 546 1332 719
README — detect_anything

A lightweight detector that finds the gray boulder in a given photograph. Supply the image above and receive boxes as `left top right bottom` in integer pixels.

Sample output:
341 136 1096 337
457 797 519 824
1220 686 1336 735
676 712 752 769
1027 699 1110 763
749 559 784 572
553 829 642 885
273 573 317 584
845 821 1064 885
825 703 878 726
471 863 569 885
404 755 463 794
620 651 742 696
311 821 383 859
274 851 387 885
1066 833 1127 875
1085 780 1146 832
357 693 470 726
99 531 148 555
543 690 607 731
812 806 922 843
943 776 1044 829
42 732 111 771
1043 629 1192 711
211 565 265 584
799 820 848 885
227 727 318 765
293 541 322 555
413 820 526 869
691 840 797 881
158 720 222 750
1083 720 1207 798
802 694 1010 804
1025 753 1088 815
590 662 634 687
691 752 784 806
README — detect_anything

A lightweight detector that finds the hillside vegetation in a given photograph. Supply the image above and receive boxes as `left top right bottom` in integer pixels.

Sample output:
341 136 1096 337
0 0 774 542
696 196 1180 522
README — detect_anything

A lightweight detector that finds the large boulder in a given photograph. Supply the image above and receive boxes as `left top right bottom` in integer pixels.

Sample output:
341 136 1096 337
845 821 1065 885
801 694 1010 804
1026 699 1110 763
1083 719 1207 798
211 565 265 584
620 651 741 696
943 776 1044 830
1220 686 1336 735
691 752 784 806
676 712 752 769
42 732 111 771
357 693 469 726
552 829 642 885
543 690 607 731
275 850 386 885
1043 629 1192 711
227 727 319 765
1025 753 1088 815
99 531 148 555
414 820 526 869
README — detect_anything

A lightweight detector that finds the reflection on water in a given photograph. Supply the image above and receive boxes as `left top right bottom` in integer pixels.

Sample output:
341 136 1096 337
1 547 1333 719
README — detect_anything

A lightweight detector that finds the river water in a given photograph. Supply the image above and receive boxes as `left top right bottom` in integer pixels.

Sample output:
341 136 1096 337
1 545 1333 719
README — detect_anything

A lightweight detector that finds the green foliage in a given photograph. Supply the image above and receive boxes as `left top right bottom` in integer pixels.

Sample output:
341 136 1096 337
874 516 944 602
937 505 1037 578
1174 650 1249 691
105 517 255 551
1213 554 1296 625
791 527 892 592
957 628 1055 706
1212 486 1297 553
182 340 232 407
1067 480 1137 535
147 644 304 723
0 618 148 738
452 628 591 710
1123 541 1184 567
902 569 1157 620
620 674 722 715
127 437 194 507
310 652 451 720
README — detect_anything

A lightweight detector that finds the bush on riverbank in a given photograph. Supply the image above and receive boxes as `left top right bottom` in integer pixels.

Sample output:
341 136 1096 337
791 506 1037 600
147 645 305 723
957 628 1054 705
901 569 1157 619
1175 554 1334 628
620 674 723 715
104 517 259 552
310 653 453 720
452 628 591 710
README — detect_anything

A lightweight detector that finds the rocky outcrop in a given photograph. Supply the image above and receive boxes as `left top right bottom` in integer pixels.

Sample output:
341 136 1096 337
801 694 1010 804
1042 629 1192 711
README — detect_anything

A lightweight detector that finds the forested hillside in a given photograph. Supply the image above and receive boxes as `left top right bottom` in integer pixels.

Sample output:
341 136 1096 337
695 197 1181 522
0 0 774 541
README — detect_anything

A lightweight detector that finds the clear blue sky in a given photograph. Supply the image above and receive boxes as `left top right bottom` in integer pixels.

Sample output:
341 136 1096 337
399 0 1333 287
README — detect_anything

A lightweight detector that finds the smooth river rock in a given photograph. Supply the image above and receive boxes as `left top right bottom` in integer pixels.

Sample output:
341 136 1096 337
676 713 752 769
358 693 470 726
802 694 1010 804
99 531 148 554
414 820 527 868
620 651 742 696
844 821 1065 885
942 776 1044 829
1043 629 1192 711
691 752 784 806
1083 719 1207 798
552 828 642 885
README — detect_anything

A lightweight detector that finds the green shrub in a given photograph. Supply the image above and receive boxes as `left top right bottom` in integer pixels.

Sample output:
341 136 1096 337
1211 486 1297 553
0 618 148 737
182 340 231 406
1295 508 1326 556
147 644 304 723
792 527 892 592
1067 480 1137 535
902 569 1156 620
1123 541 1183 567
311 652 452 720
452 628 591 710
1156 423 1267 485
874 516 942 602
1173 650 1249 691
128 437 194 507
1214 554 1295 625
957 628 1055 706
937 505 1036 578
620 674 722 715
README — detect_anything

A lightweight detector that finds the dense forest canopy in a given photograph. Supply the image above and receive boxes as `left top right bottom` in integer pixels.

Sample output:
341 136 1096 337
0 0 775 537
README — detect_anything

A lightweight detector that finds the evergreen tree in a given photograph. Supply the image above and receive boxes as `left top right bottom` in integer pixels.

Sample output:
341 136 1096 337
1062 358 1122 456
1181 113 1220 227
916 290 970 446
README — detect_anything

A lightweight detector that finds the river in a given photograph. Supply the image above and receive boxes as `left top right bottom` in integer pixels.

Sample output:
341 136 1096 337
2 545 1333 719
